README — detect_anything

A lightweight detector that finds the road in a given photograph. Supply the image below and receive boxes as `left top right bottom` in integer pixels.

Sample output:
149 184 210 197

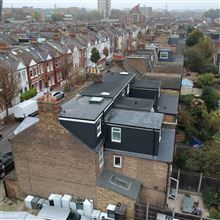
0 122 20 156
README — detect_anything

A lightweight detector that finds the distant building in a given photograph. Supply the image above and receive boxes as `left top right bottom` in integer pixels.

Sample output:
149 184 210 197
0 0 3 22
98 0 111 19
140 6 152 18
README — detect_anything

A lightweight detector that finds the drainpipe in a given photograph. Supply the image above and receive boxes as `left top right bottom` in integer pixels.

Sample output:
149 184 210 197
165 163 172 206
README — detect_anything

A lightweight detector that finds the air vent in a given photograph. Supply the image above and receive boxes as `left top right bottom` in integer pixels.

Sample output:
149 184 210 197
89 97 104 104
101 92 110 96
120 72 129 75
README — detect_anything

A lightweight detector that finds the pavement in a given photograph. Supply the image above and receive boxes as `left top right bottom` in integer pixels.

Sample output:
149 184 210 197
0 122 20 156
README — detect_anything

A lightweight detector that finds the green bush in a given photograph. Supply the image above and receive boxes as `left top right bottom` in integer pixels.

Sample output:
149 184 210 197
180 95 194 105
209 208 220 219
197 73 215 87
63 84 71 93
185 125 201 140
199 64 219 74
20 88 37 101
203 192 219 209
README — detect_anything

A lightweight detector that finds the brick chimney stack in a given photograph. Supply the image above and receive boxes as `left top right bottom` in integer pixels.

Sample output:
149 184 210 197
38 94 62 122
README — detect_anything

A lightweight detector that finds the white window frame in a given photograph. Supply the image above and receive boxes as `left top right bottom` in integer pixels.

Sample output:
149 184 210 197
127 84 130 94
98 147 104 168
111 127 121 143
113 155 122 168
97 118 102 137
160 51 168 59
159 130 162 142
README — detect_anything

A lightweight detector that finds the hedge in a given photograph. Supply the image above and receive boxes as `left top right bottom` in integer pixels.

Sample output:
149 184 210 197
20 88 37 101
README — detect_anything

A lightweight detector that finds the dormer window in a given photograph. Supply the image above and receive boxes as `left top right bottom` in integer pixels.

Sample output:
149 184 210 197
97 119 102 137
111 127 121 143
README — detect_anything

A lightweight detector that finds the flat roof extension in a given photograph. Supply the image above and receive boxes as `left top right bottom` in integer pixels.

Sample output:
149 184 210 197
105 108 163 130
60 96 112 121
80 71 135 99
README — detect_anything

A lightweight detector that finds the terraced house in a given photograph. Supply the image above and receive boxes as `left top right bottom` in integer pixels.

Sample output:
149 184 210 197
11 70 179 219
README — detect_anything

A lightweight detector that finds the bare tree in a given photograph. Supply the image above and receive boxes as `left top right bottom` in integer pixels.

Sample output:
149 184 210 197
0 64 19 118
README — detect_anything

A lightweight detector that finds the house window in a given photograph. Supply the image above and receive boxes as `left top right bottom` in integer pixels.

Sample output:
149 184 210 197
111 127 121 143
97 119 102 137
160 51 168 59
113 155 122 168
127 84 130 94
98 147 104 168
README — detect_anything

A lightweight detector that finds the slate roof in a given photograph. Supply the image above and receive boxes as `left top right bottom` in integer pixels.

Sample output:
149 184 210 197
105 108 163 130
97 169 141 200
80 72 135 99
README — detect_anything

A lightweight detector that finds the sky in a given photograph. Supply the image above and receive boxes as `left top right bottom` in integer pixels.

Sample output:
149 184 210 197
3 0 220 10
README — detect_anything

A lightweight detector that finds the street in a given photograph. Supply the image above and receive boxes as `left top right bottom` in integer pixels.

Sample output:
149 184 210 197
0 122 20 156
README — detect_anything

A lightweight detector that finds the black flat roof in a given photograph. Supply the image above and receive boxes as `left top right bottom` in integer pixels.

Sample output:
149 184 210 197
97 169 141 200
60 96 112 121
114 97 154 111
80 72 135 98
131 79 161 90
105 108 163 130
158 94 179 115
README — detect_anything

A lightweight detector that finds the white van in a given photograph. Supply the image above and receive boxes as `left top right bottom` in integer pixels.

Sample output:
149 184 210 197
14 100 38 119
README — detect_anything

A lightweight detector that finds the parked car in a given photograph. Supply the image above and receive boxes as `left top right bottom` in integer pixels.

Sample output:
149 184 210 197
0 152 15 179
51 91 64 101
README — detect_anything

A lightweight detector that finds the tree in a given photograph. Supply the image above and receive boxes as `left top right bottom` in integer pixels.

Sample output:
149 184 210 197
103 47 109 59
204 9 220 21
198 64 219 74
202 86 219 112
0 65 19 118
190 99 208 122
197 73 215 87
33 11 41 21
186 30 204 47
196 37 215 61
90 47 101 65
177 141 220 178
184 47 206 72
52 13 64 22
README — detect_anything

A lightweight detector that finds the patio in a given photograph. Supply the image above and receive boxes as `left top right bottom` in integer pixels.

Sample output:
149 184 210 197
167 192 209 218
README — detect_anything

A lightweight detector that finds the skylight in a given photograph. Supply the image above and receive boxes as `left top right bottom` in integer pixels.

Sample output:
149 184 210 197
11 51 17 55
101 92 110 96
120 72 129 75
110 175 131 191
89 97 104 104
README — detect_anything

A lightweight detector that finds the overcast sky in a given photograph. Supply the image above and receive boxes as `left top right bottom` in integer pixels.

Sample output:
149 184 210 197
3 0 219 10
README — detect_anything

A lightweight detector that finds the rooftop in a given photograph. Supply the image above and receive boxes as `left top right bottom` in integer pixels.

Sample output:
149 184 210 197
131 79 161 90
60 95 112 121
97 169 141 200
158 94 179 115
80 71 135 99
105 108 163 130
114 97 154 112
